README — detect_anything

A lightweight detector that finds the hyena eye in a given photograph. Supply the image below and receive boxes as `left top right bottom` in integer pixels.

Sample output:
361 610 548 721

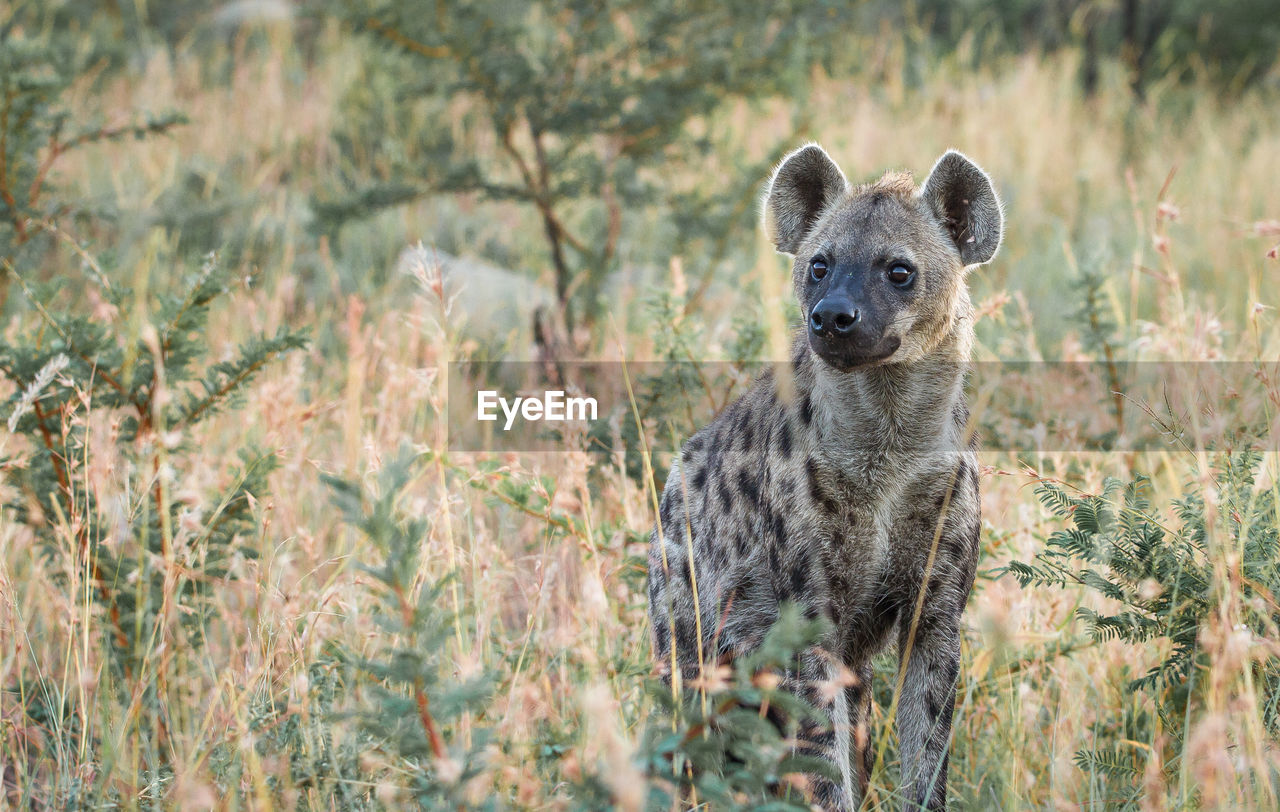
810 258 828 281
887 264 916 288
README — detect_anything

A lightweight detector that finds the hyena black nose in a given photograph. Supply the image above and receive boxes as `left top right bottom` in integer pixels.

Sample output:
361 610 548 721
810 297 860 336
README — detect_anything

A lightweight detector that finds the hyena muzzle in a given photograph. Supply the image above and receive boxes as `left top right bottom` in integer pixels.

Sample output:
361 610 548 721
647 144 1003 810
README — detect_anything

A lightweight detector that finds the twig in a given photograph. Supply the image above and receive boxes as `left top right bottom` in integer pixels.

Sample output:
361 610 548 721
394 583 448 760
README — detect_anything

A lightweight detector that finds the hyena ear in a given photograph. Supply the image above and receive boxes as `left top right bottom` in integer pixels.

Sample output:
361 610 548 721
763 144 849 255
920 150 1003 266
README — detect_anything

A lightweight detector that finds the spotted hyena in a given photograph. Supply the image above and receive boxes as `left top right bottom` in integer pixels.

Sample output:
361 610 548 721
647 144 1003 810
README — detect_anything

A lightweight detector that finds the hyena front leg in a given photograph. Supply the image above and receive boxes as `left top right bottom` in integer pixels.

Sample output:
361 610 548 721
845 660 874 805
894 597 963 811
783 653 858 812
895 462 980 810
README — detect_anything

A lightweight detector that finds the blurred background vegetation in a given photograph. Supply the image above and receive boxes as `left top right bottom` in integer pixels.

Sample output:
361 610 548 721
2 0 1279 809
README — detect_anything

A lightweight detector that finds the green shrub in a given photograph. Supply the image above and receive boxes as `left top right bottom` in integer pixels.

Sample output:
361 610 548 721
638 604 837 810
0 20 305 805
322 455 498 808
1008 449 1280 806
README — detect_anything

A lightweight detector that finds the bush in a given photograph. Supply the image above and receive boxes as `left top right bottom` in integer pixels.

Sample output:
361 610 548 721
1008 449 1280 806
0 19 304 804
322 455 498 808
316 0 860 336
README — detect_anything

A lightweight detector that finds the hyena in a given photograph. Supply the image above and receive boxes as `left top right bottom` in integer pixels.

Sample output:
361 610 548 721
647 144 1003 810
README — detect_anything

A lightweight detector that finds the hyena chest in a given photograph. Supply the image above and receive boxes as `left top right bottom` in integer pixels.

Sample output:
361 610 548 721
818 499 896 645
805 464 941 655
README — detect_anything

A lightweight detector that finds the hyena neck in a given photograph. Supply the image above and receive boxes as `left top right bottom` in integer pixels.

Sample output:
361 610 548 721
801 323 971 468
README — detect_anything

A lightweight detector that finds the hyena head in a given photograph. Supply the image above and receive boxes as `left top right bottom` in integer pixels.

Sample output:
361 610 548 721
763 144 1003 371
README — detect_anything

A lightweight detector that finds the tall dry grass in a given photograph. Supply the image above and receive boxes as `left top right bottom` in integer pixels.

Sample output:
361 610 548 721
3 22 1280 810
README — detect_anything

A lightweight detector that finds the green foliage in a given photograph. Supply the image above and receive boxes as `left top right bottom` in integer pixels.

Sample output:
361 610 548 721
0 247 305 665
1070 265 1118 360
324 455 498 808
206 456 503 809
0 22 186 296
8 0 293 63
206 659 372 809
317 0 857 333
310 455 838 810
1009 449 1280 806
0 21 304 804
913 0 1280 94
618 286 768 483
0 17 300 671
629 605 835 810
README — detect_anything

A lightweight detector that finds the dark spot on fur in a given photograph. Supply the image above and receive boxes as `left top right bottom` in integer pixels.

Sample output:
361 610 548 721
778 419 793 457
686 435 705 453
806 459 838 514
659 489 674 530
789 555 810 597
846 682 865 709
799 393 813 426
772 511 786 544
653 616 670 656
717 478 734 512
861 730 875 779
959 544 978 591
737 468 760 504
674 617 699 660
933 486 948 513
707 428 724 471
870 587 900 625
830 572 852 607
778 476 795 498
678 559 692 585
927 696 942 721
691 465 708 491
